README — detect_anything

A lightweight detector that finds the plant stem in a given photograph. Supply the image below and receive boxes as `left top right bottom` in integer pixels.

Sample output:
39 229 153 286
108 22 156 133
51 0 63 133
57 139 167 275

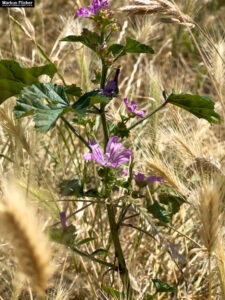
100 60 109 148
71 246 116 269
99 49 132 296
61 116 91 150
127 100 168 131
106 203 132 298
208 251 212 300
100 108 109 148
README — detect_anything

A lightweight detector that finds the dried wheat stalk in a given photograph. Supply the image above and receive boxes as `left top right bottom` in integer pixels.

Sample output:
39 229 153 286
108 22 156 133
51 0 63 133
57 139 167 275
0 181 53 295
118 0 195 28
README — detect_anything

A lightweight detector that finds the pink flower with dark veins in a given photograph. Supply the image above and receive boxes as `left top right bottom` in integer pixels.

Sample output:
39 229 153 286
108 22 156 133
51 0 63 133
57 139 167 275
124 98 146 118
84 136 132 168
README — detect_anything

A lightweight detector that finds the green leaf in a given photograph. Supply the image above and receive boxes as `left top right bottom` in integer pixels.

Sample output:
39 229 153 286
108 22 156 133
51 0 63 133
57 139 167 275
108 44 125 57
159 194 185 216
14 83 70 132
58 179 83 196
147 200 171 224
72 90 102 115
102 286 124 300
125 37 154 54
27 63 57 79
0 60 57 103
152 279 177 293
61 30 101 52
90 94 111 105
65 84 82 97
108 38 154 61
84 189 99 197
49 224 77 247
91 248 108 256
167 93 221 124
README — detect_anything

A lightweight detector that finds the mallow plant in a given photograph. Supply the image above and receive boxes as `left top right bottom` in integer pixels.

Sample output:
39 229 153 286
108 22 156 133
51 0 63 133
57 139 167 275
0 0 221 298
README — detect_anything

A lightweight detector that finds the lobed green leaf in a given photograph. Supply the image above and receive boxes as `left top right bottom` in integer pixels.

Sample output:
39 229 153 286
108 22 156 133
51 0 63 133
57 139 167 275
0 60 57 103
167 93 221 124
14 83 70 132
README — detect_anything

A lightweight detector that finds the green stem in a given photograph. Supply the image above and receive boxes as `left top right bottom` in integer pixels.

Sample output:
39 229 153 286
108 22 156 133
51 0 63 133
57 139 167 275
127 100 168 131
100 108 109 149
106 203 132 298
100 60 109 148
99 50 132 296
71 246 116 269
100 60 108 89
61 116 91 150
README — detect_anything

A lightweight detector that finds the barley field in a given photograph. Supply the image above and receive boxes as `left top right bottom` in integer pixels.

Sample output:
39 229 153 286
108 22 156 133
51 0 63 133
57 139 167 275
0 0 225 299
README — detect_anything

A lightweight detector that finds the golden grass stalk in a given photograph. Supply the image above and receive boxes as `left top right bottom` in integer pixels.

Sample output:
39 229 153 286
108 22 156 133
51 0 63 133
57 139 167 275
215 238 225 300
186 157 223 178
0 181 53 295
143 148 189 196
191 178 225 299
118 0 195 28
0 104 32 156
194 180 223 254
202 36 225 102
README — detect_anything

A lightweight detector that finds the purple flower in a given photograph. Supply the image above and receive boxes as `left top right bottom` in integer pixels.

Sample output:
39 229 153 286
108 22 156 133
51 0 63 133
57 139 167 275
124 98 146 118
135 172 163 187
121 170 129 176
60 211 67 228
76 0 109 18
84 136 132 168
103 68 120 97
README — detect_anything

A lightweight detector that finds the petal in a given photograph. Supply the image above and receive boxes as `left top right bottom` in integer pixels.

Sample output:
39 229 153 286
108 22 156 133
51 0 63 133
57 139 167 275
88 140 105 165
112 149 132 167
105 161 117 168
59 211 67 228
134 172 145 182
124 98 129 109
83 153 93 160
130 101 138 111
106 136 123 162
76 8 91 17
90 0 109 14
103 80 117 97
101 1 109 8
135 109 146 118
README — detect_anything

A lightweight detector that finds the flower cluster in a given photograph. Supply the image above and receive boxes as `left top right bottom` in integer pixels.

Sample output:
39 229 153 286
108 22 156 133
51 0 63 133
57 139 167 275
84 136 132 168
76 0 109 18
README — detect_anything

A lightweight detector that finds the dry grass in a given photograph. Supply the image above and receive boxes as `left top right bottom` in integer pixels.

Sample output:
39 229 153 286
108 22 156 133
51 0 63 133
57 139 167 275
0 181 53 296
118 0 195 27
0 0 225 299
